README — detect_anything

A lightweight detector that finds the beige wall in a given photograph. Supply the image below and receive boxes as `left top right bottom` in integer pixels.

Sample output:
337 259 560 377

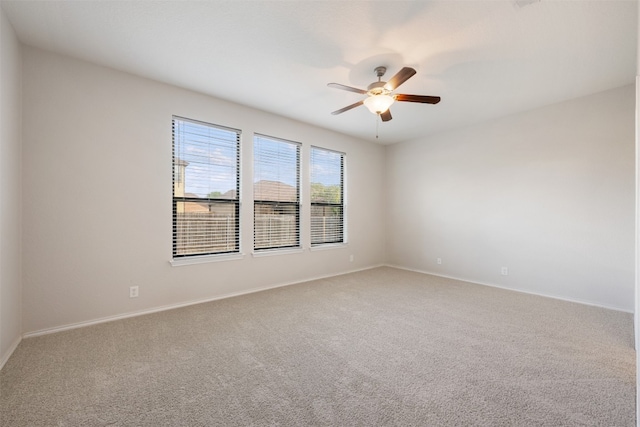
0 8 23 367
8 29 637 347
386 85 635 311
21 46 386 334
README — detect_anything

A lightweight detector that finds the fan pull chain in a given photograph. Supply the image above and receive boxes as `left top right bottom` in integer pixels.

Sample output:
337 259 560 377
376 114 379 139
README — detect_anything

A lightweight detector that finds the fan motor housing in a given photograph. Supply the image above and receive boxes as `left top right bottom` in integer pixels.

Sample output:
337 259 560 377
367 81 390 96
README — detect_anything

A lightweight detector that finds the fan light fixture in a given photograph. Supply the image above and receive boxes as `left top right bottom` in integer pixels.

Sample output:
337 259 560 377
363 94 394 115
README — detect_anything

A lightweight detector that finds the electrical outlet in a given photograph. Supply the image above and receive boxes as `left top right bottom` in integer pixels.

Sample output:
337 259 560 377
349 254 354 262
501 267 509 276
129 286 139 298
437 257 442 265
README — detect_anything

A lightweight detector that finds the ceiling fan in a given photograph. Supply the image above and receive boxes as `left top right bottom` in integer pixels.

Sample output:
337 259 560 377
328 66 441 122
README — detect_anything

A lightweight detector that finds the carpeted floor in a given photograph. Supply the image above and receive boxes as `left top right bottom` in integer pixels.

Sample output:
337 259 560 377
0 267 636 426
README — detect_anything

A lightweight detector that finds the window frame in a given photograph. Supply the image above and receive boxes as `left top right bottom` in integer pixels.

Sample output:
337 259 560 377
253 134 301 252
310 146 345 247
172 116 241 259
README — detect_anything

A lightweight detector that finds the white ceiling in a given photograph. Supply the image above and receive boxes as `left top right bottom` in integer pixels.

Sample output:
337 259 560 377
1 0 637 144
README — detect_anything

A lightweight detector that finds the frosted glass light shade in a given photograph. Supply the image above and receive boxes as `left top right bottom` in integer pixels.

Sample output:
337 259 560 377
363 94 394 114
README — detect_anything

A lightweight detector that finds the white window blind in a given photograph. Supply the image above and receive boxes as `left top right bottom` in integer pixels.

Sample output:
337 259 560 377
310 147 344 246
172 117 241 257
253 135 300 250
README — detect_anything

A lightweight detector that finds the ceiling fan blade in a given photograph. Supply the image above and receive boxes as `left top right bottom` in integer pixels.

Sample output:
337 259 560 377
380 109 392 122
327 83 367 95
331 100 364 115
384 67 417 91
395 94 441 104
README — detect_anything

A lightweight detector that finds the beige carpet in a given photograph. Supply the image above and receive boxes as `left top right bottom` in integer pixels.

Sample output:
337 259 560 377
0 267 635 426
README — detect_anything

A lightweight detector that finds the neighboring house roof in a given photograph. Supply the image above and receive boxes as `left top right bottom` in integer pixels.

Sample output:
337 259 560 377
254 180 296 202
222 189 237 199
181 193 211 213
181 192 238 213
183 202 209 213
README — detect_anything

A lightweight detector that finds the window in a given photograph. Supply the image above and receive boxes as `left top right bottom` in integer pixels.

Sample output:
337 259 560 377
172 117 240 257
253 135 300 251
310 147 344 245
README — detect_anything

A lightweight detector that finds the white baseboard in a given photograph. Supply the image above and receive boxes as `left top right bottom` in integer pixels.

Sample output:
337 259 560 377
23 264 386 338
384 263 633 314
0 335 22 371
22 262 627 339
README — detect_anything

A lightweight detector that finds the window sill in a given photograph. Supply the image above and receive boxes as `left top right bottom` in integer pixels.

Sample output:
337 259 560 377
310 243 348 252
170 252 245 267
252 247 305 258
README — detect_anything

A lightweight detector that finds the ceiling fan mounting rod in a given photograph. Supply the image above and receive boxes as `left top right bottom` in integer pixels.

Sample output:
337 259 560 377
374 66 387 80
